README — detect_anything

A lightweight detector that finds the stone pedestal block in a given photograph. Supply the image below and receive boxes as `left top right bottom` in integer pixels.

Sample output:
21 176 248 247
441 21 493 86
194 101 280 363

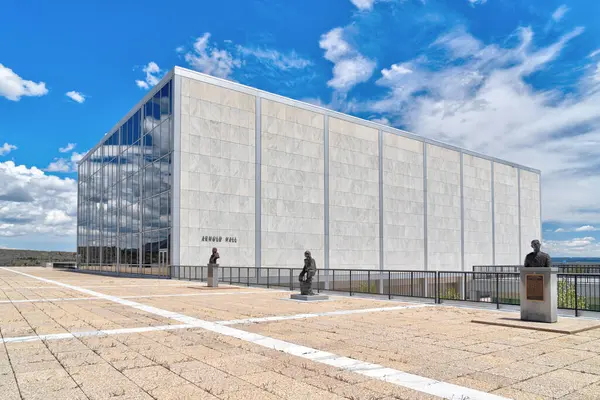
207 264 219 287
290 294 329 301
520 267 558 323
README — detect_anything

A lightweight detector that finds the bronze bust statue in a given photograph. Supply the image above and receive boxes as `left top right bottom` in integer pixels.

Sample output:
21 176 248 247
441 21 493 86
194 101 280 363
524 240 552 268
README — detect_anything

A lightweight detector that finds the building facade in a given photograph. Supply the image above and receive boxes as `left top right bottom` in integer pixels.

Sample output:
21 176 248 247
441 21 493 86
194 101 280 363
77 67 542 276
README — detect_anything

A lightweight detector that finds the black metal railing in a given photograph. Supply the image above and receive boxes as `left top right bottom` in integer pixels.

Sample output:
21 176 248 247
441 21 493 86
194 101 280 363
474 264 600 274
170 265 600 316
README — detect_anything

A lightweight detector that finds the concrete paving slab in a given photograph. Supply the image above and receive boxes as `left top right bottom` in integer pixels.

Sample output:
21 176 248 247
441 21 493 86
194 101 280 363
472 315 600 334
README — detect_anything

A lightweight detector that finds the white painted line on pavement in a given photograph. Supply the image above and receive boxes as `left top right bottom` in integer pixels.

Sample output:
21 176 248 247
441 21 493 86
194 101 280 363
0 324 196 343
0 290 290 304
0 267 508 400
218 303 430 325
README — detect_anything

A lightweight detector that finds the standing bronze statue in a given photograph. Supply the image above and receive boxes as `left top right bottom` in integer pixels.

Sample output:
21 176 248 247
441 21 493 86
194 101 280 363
524 240 552 268
299 250 317 295
209 247 220 265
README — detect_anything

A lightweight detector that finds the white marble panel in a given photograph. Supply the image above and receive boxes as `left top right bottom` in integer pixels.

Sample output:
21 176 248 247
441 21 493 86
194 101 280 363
493 162 520 265
382 133 424 270
520 169 541 262
426 144 461 271
179 77 256 267
329 118 379 270
463 155 493 269
260 100 325 269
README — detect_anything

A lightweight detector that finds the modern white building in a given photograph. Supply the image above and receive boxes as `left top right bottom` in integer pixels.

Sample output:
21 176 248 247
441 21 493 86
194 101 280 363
77 66 542 277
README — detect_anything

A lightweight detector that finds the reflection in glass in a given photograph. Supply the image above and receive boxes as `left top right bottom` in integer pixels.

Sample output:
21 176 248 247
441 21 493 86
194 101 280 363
77 79 173 275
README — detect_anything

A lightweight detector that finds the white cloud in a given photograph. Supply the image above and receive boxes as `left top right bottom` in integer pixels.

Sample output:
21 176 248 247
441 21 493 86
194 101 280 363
184 33 241 79
0 143 17 156
0 64 48 101
590 49 600 58
552 5 569 22
0 161 77 241
236 47 312 70
351 0 376 11
370 116 391 126
360 25 600 225
71 152 86 163
554 228 566 233
59 143 76 153
575 225 598 232
468 0 487 5
545 236 600 256
45 158 71 173
65 91 85 103
135 62 163 90
45 150 87 173
319 27 376 92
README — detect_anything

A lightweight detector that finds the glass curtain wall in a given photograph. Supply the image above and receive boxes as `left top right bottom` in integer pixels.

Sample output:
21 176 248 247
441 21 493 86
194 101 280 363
77 80 173 276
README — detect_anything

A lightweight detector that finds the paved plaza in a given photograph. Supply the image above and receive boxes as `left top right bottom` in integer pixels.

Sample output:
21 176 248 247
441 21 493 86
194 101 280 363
1 268 600 400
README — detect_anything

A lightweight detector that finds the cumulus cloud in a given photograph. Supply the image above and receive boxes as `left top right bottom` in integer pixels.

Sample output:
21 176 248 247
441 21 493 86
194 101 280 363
350 0 376 11
319 27 376 92
545 236 600 256
66 91 85 103
0 64 48 101
135 62 163 90
552 5 569 22
0 161 77 240
575 225 599 232
46 151 87 173
59 143 76 153
0 143 17 156
183 33 241 79
359 24 600 225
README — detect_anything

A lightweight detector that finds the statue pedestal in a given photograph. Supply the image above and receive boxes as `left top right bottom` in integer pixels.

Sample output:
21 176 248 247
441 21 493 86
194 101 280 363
520 267 558 323
207 264 219 287
290 294 329 301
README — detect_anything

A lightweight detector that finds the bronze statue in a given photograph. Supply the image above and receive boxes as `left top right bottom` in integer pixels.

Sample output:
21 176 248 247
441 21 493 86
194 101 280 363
209 247 220 265
524 240 552 268
299 250 317 295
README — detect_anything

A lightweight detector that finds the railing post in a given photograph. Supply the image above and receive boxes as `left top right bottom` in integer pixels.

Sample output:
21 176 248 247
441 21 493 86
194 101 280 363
463 273 467 300
278 268 281 287
247 267 250 286
435 272 439 304
410 271 413 297
332 270 335 291
575 275 579 317
388 271 392 300
317 270 320 293
368 270 371 294
349 271 353 296
496 273 500 310
267 268 270 288
290 270 293 291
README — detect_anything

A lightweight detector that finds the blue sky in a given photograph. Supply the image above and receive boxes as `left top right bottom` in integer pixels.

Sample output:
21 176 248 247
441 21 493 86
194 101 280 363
1 0 600 256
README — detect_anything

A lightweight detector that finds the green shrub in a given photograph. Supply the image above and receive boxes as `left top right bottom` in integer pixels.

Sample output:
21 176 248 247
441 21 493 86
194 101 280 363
358 282 377 294
558 280 587 310
441 286 461 300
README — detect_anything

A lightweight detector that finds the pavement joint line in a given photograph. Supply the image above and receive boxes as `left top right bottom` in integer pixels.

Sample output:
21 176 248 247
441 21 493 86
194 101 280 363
0 290 290 304
0 283 211 289
0 324 197 343
0 268 509 400
217 304 431 325
0 304 429 343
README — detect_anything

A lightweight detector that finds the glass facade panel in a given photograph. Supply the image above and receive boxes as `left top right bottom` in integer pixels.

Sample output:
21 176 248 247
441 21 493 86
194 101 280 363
77 79 173 276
